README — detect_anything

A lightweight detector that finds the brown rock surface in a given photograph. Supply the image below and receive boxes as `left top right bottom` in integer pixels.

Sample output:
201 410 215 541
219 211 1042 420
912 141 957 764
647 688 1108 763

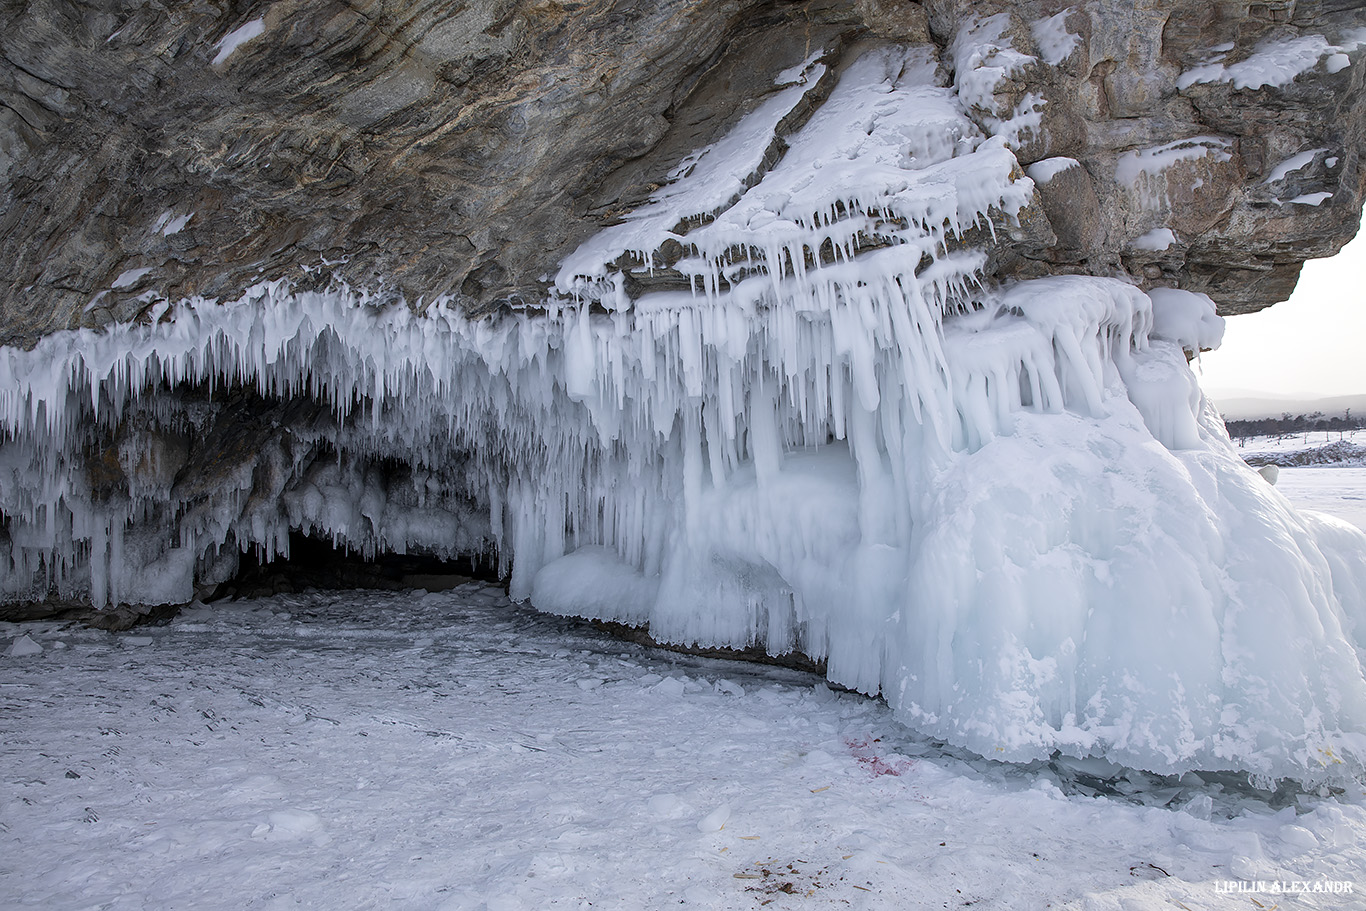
0 0 1363 349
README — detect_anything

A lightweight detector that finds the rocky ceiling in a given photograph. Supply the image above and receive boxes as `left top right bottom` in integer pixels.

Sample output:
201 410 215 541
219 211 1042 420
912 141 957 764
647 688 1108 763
0 0 1363 349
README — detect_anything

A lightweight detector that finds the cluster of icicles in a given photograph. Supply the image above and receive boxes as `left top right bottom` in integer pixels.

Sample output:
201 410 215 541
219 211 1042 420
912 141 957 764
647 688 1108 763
2 46 1365 783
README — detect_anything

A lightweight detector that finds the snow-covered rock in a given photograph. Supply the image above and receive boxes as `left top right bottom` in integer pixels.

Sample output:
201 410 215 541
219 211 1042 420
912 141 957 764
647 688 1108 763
1 0 1365 341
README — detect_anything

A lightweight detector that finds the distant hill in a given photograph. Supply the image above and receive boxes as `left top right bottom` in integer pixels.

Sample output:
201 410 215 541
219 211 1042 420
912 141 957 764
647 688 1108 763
1209 392 1366 420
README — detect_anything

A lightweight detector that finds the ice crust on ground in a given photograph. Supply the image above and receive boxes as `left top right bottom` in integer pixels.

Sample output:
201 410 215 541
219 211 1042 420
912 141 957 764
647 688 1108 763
2 47 1366 784
8 586 1365 910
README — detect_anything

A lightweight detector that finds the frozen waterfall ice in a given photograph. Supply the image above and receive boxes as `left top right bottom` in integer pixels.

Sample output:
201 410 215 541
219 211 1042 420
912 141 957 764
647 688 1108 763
2 46 1365 784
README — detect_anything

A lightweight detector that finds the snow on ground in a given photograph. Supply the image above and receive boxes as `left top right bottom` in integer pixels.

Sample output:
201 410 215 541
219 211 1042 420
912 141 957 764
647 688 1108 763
1277 468 1366 531
1230 432 1366 530
1257 433 1366 531
4 580 1366 910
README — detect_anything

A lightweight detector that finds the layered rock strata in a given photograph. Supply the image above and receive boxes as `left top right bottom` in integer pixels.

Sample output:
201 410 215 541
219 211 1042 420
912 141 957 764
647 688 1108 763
0 0 1362 347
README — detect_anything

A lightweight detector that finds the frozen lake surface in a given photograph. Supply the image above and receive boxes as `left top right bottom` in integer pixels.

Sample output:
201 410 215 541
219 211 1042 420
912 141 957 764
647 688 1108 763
4 571 1366 909
1278 467 1366 531
1232 430 1366 528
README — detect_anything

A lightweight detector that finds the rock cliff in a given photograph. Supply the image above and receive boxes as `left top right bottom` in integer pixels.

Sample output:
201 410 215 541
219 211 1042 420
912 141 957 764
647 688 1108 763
1 0 1363 347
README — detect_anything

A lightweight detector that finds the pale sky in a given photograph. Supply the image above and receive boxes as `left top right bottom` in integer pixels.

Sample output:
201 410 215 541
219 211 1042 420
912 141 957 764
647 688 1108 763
1196 217 1366 399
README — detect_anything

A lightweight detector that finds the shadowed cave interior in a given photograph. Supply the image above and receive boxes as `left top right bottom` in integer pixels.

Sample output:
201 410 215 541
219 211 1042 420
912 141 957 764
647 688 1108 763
207 530 503 602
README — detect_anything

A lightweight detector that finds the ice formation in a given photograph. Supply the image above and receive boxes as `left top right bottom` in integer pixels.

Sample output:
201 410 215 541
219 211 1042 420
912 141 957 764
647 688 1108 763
2 45 1366 783
1177 31 1366 91
1116 137 1235 209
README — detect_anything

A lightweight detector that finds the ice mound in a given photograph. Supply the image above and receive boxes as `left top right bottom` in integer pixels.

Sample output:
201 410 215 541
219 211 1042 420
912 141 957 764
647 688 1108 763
1 46 1365 783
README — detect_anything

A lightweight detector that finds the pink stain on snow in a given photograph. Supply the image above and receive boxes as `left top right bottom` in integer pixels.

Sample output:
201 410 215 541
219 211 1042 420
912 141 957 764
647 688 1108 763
845 737 915 777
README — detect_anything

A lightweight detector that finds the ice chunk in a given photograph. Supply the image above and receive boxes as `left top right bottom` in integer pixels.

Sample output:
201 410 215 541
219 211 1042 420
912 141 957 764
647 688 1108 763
697 804 731 832
1119 340 1204 449
6 634 42 657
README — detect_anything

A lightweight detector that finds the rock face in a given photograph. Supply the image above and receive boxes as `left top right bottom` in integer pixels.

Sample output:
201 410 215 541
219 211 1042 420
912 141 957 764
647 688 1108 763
1 0 1363 348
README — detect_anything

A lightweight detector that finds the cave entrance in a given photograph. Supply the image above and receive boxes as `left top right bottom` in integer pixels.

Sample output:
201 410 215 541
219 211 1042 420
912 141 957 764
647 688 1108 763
208 531 501 601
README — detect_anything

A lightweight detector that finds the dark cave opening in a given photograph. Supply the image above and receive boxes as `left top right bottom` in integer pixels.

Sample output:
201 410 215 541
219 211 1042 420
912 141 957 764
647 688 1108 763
208 530 502 601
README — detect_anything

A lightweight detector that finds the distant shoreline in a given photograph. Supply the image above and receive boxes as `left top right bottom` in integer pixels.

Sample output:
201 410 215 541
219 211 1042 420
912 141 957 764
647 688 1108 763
1209 392 1366 421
